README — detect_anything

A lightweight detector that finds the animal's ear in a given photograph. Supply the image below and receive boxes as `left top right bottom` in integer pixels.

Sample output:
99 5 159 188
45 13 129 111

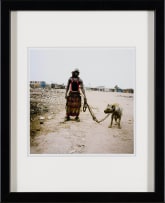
112 105 115 110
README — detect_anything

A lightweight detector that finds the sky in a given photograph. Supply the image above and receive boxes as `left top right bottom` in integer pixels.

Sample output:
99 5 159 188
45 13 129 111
29 47 135 89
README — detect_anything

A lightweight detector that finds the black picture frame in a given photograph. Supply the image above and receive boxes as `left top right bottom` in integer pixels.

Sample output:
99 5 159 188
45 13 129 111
1 0 164 202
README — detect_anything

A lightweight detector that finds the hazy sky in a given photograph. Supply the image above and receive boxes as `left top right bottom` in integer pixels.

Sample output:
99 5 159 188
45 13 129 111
29 48 135 89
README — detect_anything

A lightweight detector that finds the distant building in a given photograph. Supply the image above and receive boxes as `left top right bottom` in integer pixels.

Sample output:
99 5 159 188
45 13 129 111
85 86 134 93
123 89 134 93
104 88 110 92
85 87 116 92
30 81 41 88
109 88 115 92
114 85 123 92
30 81 46 88
40 81 46 88
90 87 98 91
50 83 65 89
51 83 55 88
96 86 105 92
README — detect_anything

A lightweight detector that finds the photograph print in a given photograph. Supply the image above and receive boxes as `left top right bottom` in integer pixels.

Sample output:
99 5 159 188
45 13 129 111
29 47 135 154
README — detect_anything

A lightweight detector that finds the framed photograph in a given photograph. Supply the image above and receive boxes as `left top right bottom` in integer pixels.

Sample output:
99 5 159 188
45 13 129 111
1 0 164 202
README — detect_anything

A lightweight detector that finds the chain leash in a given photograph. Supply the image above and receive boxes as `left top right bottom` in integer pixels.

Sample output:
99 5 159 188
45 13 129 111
83 102 110 123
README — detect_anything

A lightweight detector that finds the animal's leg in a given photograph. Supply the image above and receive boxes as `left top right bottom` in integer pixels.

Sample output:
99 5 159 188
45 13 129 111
115 115 118 124
109 114 114 128
118 116 121 129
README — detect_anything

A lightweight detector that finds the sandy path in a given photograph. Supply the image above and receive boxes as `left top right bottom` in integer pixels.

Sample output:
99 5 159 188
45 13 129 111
30 90 134 154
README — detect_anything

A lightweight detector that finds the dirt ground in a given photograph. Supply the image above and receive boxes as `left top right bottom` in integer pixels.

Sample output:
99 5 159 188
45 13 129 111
30 89 134 154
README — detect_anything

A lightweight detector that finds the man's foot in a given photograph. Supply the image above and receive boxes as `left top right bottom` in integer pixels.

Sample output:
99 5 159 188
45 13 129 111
75 117 80 122
64 116 70 121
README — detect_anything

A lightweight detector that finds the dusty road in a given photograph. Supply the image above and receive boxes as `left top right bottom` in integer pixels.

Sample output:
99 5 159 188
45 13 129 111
30 89 134 154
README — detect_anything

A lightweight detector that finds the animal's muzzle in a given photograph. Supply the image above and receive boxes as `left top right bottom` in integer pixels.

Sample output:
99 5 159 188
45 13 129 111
104 110 109 114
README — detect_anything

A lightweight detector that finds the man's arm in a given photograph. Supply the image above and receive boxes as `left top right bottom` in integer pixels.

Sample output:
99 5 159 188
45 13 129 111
65 79 70 99
80 79 87 100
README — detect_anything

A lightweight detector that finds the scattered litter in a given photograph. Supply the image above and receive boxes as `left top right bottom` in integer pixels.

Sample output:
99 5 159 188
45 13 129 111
70 149 76 153
39 116 45 124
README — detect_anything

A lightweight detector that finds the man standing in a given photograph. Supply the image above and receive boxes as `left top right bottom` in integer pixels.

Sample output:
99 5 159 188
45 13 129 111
65 68 87 121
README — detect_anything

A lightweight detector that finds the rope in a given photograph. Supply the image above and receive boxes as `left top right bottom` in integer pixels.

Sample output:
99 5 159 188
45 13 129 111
83 102 110 123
